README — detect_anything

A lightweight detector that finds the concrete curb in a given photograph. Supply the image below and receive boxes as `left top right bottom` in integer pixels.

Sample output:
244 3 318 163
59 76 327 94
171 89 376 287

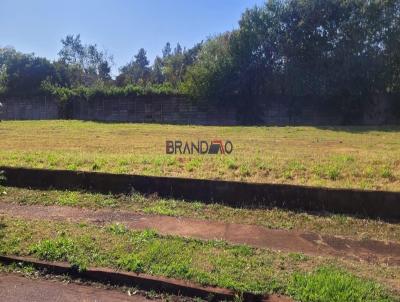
0 255 267 301
1 166 400 220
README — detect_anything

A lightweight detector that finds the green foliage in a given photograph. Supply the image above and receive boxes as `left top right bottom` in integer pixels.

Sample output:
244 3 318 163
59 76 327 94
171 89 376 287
182 33 235 101
381 166 394 179
0 47 54 96
2 1 400 119
41 82 180 102
117 253 144 273
58 34 112 84
29 236 89 271
30 236 76 261
56 191 80 206
117 48 150 86
287 266 393 302
106 223 128 235
182 0 400 118
117 42 202 89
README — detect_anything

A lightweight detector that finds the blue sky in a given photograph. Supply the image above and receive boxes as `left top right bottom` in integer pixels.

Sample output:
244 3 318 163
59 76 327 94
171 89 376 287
0 0 265 75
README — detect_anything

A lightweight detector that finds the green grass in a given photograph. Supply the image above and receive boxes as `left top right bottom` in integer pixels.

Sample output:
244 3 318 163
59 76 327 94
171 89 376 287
0 216 398 301
288 266 394 302
0 121 399 191
1 186 399 243
2 120 398 300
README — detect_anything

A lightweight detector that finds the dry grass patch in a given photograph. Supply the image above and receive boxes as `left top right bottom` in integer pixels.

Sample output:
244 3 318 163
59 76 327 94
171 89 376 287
0 121 399 190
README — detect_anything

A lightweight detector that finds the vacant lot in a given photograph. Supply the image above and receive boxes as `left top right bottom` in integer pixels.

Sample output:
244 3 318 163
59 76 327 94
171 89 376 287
1 120 399 190
1 120 399 301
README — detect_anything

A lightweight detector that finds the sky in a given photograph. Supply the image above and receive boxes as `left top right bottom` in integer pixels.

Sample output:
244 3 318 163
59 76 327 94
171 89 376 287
0 0 265 75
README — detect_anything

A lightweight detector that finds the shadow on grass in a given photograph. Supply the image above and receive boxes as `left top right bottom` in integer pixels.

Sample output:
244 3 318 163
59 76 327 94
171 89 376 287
315 125 400 133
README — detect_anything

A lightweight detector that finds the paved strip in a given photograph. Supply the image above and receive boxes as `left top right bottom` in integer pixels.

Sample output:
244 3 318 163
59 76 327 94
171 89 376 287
0 273 150 302
0 202 399 265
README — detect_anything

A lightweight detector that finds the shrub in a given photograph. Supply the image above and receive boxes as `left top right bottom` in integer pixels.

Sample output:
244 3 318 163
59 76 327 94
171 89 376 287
41 82 181 103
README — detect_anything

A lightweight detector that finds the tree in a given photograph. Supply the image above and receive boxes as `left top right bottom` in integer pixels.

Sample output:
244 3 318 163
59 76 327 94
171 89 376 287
58 34 85 66
182 0 400 116
135 48 150 70
0 47 54 96
162 42 172 58
51 61 84 88
162 43 202 87
151 56 165 84
182 33 235 101
117 48 150 86
58 34 113 85
174 43 183 55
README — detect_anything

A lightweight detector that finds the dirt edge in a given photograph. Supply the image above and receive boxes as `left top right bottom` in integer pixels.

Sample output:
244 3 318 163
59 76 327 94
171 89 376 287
0 255 293 302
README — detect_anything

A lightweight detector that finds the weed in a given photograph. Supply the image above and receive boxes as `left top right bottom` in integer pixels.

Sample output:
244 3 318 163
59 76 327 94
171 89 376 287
143 200 178 216
364 166 375 178
117 254 144 273
381 166 393 179
286 160 305 172
331 155 355 164
225 158 239 170
239 164 251 177
287 266 393 302
91 163 101 171
106 223 128 235
30 236 76 261
314 164 341 181
57 191 80 206
66 164 78 171
288 253 308 262
186 158 202 172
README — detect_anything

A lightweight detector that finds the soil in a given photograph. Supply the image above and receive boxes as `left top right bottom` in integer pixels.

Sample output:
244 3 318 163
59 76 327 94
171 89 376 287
0 273 151 302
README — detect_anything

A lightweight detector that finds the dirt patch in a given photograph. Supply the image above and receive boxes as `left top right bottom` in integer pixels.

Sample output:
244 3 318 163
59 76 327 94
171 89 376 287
0 273 150 302
0 202 399 265
0 257 293 302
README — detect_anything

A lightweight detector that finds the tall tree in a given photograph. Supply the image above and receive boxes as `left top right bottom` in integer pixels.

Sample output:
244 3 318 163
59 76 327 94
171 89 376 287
182 33 235 101
183 0 400 114
162 42 172 58
58 34 113 85
117 48 150 86
0 47 54 95
151 56 165 84
162 43 202 87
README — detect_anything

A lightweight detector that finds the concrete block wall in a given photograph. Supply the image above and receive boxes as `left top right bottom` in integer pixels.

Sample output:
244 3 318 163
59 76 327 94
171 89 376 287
0 96 58 120
0 95 398 125
71 97 238 125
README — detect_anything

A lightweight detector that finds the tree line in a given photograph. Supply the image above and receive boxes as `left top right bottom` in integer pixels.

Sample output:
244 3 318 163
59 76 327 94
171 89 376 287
0 34 197 98
1 0 400 118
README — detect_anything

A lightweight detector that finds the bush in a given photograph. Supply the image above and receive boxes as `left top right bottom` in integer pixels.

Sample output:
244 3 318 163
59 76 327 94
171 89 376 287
41 81 182 102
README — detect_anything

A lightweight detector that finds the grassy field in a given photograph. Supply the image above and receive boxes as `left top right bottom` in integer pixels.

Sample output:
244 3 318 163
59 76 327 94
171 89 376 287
0 216 398 301
1 120 400 191
1 120 400 301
